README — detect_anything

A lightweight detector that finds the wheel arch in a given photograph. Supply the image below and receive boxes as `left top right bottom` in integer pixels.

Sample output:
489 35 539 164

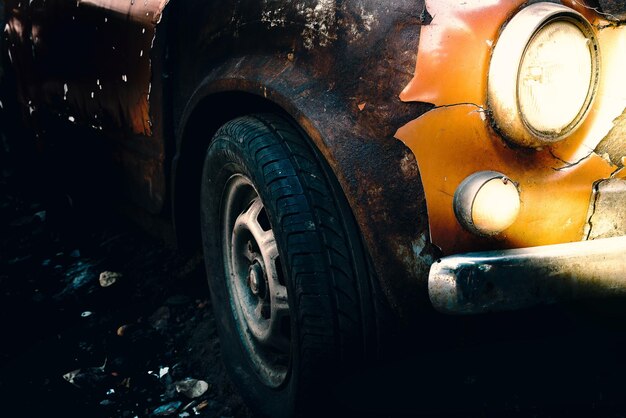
171 50 436 323
171 79 347 253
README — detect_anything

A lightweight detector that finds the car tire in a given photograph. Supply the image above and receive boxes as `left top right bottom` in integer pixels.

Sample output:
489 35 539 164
200 114 375 417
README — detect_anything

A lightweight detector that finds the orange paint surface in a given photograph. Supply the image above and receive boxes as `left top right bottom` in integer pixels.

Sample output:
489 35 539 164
396 106 613 254
399 0 525 106
396 0 626 255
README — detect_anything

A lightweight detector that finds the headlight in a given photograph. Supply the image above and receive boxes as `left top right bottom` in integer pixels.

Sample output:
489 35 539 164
488 3 600 147
453 171 521 236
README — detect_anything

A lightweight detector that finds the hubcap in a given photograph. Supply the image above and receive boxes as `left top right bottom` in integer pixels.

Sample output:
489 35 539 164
222 174 290 388
248 262 265 297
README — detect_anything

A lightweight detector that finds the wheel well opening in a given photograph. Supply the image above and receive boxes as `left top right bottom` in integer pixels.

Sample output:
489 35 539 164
173 91 288 250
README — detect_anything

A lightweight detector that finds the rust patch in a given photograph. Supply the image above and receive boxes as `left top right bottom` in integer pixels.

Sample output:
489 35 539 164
598 0 626 21
395 0 626 255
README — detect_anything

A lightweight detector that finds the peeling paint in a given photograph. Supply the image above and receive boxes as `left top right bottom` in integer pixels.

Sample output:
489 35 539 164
585 178 626 240
297 0 337 49
341 5 376 43
395 0 626 255
261 4 287 28
412 232 434 267
596 109 626 166
359 7 375 31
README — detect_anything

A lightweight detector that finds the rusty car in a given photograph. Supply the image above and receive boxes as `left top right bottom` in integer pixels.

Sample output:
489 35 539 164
2 0 626 415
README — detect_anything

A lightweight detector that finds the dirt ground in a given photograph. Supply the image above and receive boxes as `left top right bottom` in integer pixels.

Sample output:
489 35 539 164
0 150 252 417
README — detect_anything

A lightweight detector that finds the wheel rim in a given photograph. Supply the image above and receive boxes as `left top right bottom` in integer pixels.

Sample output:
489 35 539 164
221 174 290 388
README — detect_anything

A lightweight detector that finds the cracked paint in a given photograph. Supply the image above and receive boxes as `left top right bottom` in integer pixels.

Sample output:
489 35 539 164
584 178 626 240
395 0 626 255
566 0 626 22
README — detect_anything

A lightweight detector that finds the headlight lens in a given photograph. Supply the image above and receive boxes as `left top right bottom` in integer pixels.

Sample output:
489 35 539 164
488 3 600 147
518 21 593 137
453 171 521 236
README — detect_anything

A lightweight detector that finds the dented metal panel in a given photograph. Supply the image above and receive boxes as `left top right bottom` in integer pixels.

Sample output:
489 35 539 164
429 235 626 314
5 0 440 318
169 0 436 318
396 0 626 255
5 0 168 135
4 0 169 212
11 0 626 317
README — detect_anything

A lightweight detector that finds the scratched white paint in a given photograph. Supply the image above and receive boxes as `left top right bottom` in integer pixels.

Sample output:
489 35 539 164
359 7 375 31
297 0 337 49
412 233 435 265
344 5 376 43
261 3 287 28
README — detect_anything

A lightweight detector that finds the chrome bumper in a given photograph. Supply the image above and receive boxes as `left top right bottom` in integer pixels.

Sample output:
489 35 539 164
429 235 626 314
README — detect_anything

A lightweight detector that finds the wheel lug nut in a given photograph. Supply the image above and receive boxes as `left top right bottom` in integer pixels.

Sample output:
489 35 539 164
248 262 265 297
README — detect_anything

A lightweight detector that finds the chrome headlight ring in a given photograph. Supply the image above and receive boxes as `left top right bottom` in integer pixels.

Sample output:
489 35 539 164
488 2 600 148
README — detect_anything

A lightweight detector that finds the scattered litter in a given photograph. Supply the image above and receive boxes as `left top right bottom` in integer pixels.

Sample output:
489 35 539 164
193 399 209 414
149 306 171 330
1 180 247 416
164 294 191 306
63 369 81 386
1 175 249 417
8 255 32 265
149 366 170 379
9 215 36 228
152 401 182 416
117 324 130 336
62 364 109 390
175 378 209 399
98 233 126 249
181 400 196 412
63 261 96 292
33 210 46 222
99 271 122 287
